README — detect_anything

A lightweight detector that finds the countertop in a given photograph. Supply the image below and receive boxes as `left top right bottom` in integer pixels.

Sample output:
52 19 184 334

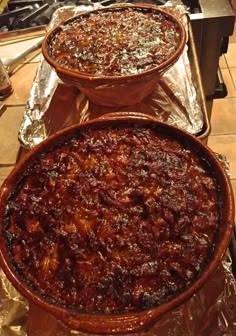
0 36 42 186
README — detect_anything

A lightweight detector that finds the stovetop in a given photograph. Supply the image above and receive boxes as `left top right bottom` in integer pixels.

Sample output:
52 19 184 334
0 0 201 33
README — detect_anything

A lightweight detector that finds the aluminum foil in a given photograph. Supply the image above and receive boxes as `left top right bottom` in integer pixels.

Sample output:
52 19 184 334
216 153 231 176
0 269 28 336
18 0 204 149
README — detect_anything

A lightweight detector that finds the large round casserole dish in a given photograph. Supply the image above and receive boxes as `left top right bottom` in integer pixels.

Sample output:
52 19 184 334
0 114 234 334
42 4 186 107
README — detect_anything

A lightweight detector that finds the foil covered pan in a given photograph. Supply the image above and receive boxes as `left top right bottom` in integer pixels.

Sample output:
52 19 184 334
18 0 208 149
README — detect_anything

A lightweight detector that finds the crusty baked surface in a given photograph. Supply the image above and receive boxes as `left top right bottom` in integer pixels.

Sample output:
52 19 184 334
5 126 219 313
50 8 181 76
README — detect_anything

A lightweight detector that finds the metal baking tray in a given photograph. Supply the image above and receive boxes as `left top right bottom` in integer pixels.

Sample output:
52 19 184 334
18 10 210 149
187 22 210 143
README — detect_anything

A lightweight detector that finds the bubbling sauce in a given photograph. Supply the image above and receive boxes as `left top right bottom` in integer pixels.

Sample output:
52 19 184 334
5 126 220 313
49 8 182 76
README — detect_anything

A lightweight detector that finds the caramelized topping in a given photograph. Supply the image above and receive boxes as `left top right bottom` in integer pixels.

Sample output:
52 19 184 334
5 126 220 313
49 8 182 76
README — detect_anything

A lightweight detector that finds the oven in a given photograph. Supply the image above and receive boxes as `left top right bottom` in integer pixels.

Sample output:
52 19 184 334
0 0 235 118
187 0 235 117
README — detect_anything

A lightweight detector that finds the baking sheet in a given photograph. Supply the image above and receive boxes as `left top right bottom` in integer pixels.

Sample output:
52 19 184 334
18 1 206 149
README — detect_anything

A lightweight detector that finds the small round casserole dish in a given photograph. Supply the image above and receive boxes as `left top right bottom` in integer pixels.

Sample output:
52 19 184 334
42 4 186 107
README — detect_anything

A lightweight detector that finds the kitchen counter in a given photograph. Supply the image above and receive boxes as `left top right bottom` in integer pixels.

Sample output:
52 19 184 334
0 37 42 186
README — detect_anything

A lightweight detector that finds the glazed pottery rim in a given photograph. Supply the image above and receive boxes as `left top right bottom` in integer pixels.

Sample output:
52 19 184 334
0 114 234 334
42 4 187 83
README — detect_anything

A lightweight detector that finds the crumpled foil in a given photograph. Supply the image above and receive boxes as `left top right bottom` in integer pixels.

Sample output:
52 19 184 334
18 0 204 149
216 153 231 177
0 269 28 336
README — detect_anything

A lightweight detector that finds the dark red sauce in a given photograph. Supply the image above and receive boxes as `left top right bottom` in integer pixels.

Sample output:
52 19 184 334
49 8 182 76
5 126 220 313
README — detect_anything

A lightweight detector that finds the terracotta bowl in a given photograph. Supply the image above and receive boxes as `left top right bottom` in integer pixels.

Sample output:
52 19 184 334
0 113 234 334
42 4 186 107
